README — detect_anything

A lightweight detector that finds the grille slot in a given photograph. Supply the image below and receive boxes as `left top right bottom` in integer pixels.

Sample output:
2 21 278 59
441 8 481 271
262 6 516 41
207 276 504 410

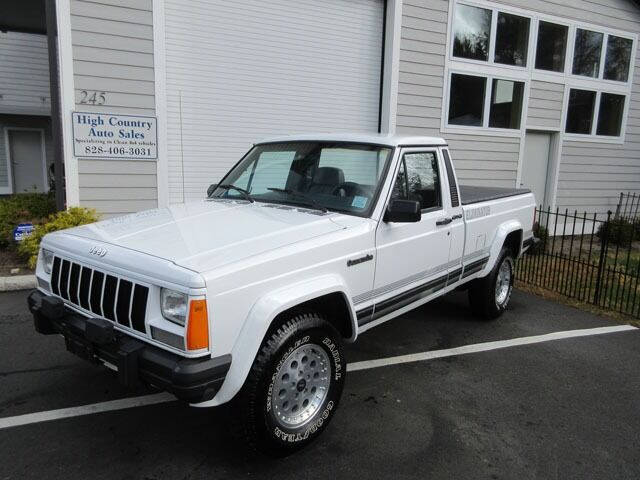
50 256 149 333
79 267 92 310
69 263 81 305
59 260 71 300
51 257 61 296
90 271 105 315
131 284 149 333
103 275 118 321
116 280 133 327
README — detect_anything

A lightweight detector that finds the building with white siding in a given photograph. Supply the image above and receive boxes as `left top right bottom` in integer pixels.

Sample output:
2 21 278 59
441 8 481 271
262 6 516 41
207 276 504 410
1 0 639 217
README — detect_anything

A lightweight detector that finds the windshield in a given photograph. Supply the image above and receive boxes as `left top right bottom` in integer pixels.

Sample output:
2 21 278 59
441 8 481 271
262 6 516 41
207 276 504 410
211 142 393 216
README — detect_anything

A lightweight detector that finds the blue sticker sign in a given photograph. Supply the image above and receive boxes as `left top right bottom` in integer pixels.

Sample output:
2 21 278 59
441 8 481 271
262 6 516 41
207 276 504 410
351 196 368 209
13 223 34 242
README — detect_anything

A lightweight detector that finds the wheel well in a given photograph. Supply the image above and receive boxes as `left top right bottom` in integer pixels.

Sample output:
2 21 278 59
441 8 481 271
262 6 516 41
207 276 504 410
269 292 354 340
504 229 523 257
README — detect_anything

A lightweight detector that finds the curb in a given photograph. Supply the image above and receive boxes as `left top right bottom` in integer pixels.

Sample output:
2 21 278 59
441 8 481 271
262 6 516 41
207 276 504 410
0 274 37 292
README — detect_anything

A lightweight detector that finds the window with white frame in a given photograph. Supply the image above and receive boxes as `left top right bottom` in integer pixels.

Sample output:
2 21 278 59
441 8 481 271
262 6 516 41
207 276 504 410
446 0 635 137
452 3 492 61
494 12 530 67
569 29 634 83
565 88 626 138
535 21 568 72
450 1 636 82
451 2 532 68
604 35 633 82
572 29 604 78
447 72 525 130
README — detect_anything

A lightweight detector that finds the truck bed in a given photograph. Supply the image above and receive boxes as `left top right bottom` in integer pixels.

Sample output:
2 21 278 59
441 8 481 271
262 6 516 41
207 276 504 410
459 185 531 206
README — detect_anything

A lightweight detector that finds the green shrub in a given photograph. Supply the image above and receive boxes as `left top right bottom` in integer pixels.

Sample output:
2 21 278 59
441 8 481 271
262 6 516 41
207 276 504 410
597 217 636 246
0 192 57 248
18 207 100 268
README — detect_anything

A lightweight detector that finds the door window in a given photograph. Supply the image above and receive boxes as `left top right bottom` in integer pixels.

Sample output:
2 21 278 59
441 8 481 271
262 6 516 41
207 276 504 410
391 152 441 211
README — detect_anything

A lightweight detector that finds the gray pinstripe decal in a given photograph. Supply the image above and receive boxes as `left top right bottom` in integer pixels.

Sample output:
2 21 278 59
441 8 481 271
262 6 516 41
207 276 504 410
352 247 492 306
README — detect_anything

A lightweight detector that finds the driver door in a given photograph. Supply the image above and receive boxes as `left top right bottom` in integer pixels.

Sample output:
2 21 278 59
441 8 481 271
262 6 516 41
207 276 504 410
372 148 452 316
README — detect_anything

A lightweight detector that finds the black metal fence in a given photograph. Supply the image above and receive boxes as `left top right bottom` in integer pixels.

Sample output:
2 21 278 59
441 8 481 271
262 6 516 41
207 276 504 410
615 192 640 222
516 206 640 318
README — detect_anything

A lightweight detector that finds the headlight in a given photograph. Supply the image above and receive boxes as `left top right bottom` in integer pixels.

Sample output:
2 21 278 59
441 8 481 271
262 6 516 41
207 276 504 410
41 248 54 274
160 288 188 326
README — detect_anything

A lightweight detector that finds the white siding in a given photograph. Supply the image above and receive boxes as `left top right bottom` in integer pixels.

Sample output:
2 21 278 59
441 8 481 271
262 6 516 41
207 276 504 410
396 0 521 188
489 0 640 214
70 0 157 216
0 32 51 116
396 0 640 212
527 81 564 130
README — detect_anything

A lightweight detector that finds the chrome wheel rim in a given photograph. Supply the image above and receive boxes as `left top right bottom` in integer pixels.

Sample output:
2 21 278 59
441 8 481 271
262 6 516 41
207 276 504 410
271 343 331 428
495 259 512 306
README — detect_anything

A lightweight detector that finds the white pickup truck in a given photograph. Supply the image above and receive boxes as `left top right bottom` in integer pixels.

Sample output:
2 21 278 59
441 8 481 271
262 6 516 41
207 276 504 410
28 134 535 455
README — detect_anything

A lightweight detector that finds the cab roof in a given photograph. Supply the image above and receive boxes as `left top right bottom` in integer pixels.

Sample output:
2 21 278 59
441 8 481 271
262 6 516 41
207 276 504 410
255 133 447 148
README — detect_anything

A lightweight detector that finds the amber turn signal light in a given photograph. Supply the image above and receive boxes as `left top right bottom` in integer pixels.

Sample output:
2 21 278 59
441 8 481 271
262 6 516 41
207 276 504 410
186 299 209 350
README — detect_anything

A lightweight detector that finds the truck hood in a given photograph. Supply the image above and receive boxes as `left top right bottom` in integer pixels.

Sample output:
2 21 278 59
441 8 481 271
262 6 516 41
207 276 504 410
63 200 346 273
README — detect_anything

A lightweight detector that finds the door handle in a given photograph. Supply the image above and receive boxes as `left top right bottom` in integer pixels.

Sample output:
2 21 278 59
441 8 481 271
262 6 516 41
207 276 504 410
451 214 463 220
436 217 452 226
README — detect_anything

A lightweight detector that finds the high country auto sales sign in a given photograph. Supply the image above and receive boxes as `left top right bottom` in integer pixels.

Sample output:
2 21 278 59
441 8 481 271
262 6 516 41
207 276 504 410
72 112 157 160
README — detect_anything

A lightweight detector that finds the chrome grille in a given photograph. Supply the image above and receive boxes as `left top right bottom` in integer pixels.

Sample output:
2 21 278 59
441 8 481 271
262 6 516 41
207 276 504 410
50 256 149 333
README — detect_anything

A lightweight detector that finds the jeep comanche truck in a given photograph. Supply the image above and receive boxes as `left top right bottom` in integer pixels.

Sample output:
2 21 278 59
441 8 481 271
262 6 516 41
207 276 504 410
28 134 535 455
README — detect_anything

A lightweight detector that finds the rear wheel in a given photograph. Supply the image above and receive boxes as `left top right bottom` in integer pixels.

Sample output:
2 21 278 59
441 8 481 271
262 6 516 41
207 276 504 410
468 247 515 320
232 312 346 456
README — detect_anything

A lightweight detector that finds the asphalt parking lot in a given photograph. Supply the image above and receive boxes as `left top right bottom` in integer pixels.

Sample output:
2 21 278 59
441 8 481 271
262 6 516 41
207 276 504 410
1 288 639 479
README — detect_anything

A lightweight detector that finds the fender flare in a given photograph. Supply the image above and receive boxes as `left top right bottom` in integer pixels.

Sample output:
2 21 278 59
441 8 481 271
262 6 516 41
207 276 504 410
483 220 523 275
195 274 357 407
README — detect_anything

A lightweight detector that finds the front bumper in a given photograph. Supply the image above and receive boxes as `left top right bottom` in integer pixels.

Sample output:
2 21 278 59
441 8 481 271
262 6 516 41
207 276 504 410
28 290 231 403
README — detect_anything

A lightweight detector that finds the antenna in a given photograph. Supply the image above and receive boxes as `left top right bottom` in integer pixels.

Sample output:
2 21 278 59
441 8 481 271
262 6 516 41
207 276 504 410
179 91 186 204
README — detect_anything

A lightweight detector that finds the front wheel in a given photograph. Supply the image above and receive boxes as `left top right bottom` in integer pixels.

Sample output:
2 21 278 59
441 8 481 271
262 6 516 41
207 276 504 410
232 312 346 456
468 247 515 320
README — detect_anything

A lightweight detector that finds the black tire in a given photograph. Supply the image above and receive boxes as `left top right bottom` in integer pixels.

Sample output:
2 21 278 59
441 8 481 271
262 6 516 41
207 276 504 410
468 247 515 320
231 312 346 456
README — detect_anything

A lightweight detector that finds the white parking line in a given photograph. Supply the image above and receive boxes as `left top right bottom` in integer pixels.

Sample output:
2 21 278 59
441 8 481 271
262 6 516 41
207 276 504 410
0 324 636 430
347 324 637 372
0 392 175 430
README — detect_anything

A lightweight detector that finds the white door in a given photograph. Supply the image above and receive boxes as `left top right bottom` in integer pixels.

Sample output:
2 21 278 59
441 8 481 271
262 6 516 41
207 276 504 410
8 129 46 193
521 131 552 207
441 148 464 281
164 0 385 203
373 149 452 318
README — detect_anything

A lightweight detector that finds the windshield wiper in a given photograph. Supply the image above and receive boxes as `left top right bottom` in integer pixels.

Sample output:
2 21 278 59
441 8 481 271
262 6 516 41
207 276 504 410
216 184 254 203
267 188 328 213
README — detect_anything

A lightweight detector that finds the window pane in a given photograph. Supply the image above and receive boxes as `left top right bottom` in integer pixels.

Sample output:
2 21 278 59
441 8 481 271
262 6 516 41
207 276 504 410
565 89 596 134
572 29 603 77
489 79 524 129
535 21 568 72
238 151 295 194
604 35 633 82
391 153 441 210
448 74 486 126
494 12 530 66
452 4 492 61
597 93 625 136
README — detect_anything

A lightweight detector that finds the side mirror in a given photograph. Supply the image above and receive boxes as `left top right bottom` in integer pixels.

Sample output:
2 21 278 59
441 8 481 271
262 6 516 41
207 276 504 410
384 199 421 223
207 184 217 197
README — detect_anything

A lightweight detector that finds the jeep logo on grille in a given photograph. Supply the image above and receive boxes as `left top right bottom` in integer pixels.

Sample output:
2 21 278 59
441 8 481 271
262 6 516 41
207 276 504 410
89 246 108 257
